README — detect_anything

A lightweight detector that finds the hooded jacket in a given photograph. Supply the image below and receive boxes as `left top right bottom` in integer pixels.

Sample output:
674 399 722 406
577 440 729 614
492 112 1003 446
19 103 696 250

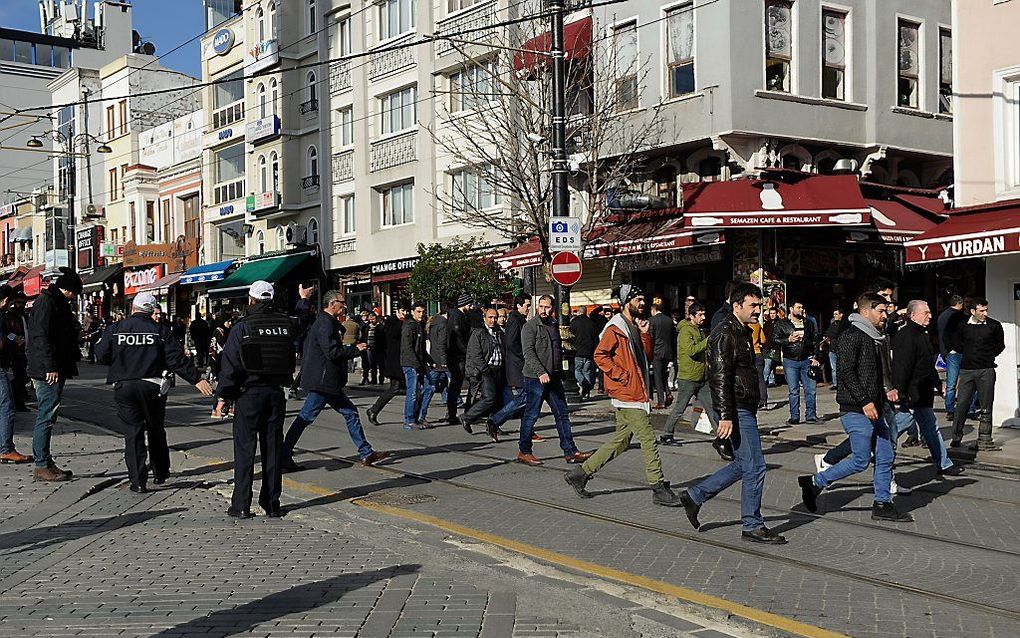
593 313 654 407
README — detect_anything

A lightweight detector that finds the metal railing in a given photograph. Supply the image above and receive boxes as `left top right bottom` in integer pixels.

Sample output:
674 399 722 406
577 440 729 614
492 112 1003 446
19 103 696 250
300 98 319 115
301 174 320 189
331 150 354 184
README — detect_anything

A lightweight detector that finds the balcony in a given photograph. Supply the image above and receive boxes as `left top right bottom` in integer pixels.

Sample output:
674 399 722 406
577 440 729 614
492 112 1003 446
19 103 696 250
368 35 416 80
302 175 320 190
332 237 356 254
213 178 246 205
212 99 245 130
329 60 351 95
331 150 354 184
436 1 497 56
370 131 417 172
300 98 319 115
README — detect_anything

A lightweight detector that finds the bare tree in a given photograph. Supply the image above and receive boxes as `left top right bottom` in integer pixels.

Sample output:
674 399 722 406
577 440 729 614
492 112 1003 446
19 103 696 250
428 6 665 268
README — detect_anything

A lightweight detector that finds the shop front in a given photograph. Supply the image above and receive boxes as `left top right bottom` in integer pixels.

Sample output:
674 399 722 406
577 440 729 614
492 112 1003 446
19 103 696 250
370 256 419 313
121 237 200 316
905 199 1020 429
208 248 323 314
80 264 124 321
178 259 237 319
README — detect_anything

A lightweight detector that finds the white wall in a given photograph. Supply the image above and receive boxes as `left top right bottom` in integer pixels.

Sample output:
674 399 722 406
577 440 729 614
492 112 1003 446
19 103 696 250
986 255 1020 428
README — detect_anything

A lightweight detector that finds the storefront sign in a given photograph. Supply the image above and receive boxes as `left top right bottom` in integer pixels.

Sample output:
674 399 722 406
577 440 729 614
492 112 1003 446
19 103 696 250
23 274 43 297
102 242 125 258
246 38 280 74
246 191 280 213
124 265 164 296
371 256 419 279
76 226 105 272
0 203 14 218
212 28 235 55
122 236 199 272
686 211 870 228
906 231 1020 264
246 115 280 143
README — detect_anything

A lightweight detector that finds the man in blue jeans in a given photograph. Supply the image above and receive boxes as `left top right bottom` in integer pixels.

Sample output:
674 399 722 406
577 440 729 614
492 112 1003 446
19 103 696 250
400 301 431 429
515 295 590 466
487 294 531 436
282 291 390 471
937 295 973 416
799 293 912 522
772 301 821 425
678 283 785 544
26 268 83 481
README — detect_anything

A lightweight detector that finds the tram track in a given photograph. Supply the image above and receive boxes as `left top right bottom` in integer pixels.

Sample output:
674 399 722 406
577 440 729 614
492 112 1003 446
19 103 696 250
60 388 1020 625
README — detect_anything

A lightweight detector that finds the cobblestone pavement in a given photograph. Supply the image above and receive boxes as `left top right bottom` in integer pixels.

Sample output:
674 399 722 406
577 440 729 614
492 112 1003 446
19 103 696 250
0 379 768 638
31 367 1020 637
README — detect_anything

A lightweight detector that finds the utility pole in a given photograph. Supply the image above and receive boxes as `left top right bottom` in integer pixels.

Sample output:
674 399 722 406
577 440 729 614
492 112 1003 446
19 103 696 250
549 0 571 317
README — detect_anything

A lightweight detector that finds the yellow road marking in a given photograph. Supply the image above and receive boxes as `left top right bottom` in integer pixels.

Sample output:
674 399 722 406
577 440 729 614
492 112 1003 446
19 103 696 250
354 498 850 638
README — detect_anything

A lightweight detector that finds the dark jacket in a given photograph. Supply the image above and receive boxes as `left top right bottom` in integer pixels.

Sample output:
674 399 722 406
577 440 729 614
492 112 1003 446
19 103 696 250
891 320 940 409
400 318 427 371
446 307 469 363
504 309 527 387
835 324 885 414
429 314 450 368
709 304 729 331
27 284 80 380
590 308 608 337
649 312 677 362
382 315 404 379
466 326 504 381
299 311 361 395
189 317 211 346
772 317 818 361
707 312 760 421
936 307 966 358
96 312 201 385
948 317 1006 370
216 302 294 400
521 315 559 379
568 313 596 358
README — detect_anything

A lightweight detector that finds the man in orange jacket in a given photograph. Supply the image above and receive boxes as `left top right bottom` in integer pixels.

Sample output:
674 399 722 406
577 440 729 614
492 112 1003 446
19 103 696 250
564 284 682 507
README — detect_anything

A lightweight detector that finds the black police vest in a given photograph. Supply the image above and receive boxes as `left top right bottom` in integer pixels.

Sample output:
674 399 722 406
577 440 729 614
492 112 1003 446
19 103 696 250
240 313 295 376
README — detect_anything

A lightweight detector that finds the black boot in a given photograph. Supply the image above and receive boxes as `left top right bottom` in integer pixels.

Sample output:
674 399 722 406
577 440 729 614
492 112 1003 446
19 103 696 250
742 527 788 544
366 409 381 426
678 489 701 529
798 475 822 513
871 502 913 522
651 481 682 507
563 467 592 498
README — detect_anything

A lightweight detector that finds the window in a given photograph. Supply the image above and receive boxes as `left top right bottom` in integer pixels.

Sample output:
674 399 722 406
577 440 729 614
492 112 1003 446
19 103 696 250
898 20 920 109
13 40 31 64
307 71 317 103
339 107 354 146
765 0 793 92
271 152 280 191
614 22 639 110
35 43 52 67
129 202 137 241
337 16 352 54
120 165 128 199
451 167 501 213
380 0 415 40
307 217 319 245
183 195 201 244
161 199 171 241
108 168 119 200
268 2 276 37
450 61 495 112
118 100 128 136
257 82 267 118
110 228 119 245
340 195 356 235
939 27 952 114
381 182 414 226
255 229 265 254
308 0 316 34
270 79 279 113
448 0 482 12
53 46 69 68
257 7 265 41
276 226 286 250
214 70 245 108
821 10 846 100
666 5 695 98
308 146 319 177
106 105 115 139
0 39 12 61
215 144 245 183
145 201 156 242
258 155 268 192
380 85 417 134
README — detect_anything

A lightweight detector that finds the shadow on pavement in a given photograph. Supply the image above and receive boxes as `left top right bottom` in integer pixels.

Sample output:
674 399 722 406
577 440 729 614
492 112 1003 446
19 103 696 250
0 507 187 553
148 565 421 638
170 437 234 452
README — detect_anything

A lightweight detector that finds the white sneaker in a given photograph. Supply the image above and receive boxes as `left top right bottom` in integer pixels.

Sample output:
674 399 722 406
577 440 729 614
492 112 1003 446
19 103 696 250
890 479 911 496
814 453 832 474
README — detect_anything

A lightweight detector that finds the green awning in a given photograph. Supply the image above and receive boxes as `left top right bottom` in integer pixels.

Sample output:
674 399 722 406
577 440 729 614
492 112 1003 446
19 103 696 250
208 253 312 298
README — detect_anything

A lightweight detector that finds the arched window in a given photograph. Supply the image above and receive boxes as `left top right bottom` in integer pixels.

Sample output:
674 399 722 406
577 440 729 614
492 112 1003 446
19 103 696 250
268 2 276 37
255 229 265 255
276 226 286 249
256 7 265 41
270 78 278 114
257 82 267 118
307 71 317 104
270 151 280 191
307 217 319 245
308 0 316 34
308 146 318 177
258 155 267 192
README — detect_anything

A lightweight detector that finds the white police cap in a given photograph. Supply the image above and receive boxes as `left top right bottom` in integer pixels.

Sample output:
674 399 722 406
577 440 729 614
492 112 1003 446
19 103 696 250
249 280 275 300
132 292 161 313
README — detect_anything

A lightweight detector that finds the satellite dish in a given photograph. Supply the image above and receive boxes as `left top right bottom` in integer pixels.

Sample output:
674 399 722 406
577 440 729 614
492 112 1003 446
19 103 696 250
141 42 156 55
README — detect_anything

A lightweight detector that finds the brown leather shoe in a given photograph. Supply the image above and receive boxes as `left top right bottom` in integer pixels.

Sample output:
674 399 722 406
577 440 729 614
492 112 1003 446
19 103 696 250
0 450 33 464
516 452 544 466
33 466 70 482
531 432 544 442
360 451 392 466
564 450 593 464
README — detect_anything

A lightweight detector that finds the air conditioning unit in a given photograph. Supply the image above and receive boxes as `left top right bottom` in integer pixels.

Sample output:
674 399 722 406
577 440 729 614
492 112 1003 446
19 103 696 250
285 222 307 245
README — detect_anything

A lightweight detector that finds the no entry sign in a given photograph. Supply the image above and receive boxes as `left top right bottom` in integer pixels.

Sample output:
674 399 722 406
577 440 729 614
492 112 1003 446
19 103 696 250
550 251 582 287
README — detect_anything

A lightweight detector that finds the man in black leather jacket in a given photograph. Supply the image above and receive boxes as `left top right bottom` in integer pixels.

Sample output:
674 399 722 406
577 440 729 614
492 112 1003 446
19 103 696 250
678 283 787 545
772 301 821 424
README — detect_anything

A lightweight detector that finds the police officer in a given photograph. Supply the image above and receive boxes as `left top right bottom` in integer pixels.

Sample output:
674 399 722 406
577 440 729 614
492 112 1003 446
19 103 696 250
95 292 213 492
214 281 295 519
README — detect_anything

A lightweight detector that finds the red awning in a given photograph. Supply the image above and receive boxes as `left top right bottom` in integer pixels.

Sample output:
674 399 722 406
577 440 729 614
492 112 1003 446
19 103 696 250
21 264 46 297
905 199 1020 264
585 216 723 258
682 175 871 228
893 193 948 216
847 199 940 245
512 17 593 72
137 271 183 294
495 238 543 269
